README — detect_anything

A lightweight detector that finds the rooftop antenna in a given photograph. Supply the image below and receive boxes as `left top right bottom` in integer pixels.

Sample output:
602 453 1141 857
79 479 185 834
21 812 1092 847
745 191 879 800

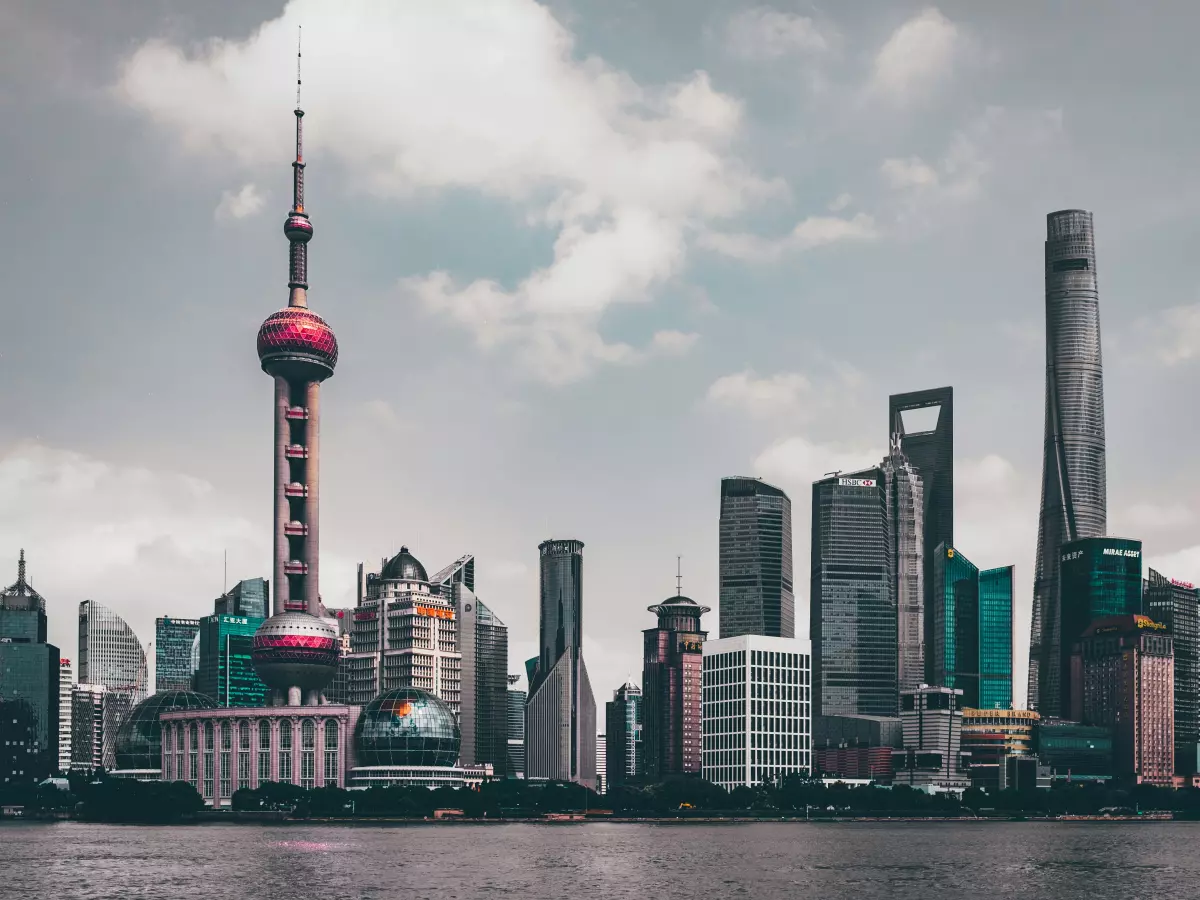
676 555 682 597
296 25 302 109
223 549 228 594
17 548 25 587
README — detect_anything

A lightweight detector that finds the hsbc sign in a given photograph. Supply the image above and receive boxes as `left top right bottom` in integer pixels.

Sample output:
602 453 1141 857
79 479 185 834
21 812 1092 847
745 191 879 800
838 478 876 487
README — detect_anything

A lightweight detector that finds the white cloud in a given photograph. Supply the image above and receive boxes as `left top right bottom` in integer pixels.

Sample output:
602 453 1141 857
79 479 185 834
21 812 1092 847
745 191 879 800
828 192 853 212
707 370 813 419
1135 304 1200 366
880 156 940 190
869 8 961 104
701 213 877 262
754 435 879 488
117 0 775 383
214 183 264 220
725 7 832 60
651 329 700 356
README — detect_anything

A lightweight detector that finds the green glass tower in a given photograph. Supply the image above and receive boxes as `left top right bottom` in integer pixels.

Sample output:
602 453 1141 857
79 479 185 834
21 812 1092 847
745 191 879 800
978 567 1014 710
195 614 268 707
929 544 979 705
1058 537 1142 715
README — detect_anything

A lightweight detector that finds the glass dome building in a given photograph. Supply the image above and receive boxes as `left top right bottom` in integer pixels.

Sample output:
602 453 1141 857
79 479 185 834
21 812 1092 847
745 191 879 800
350 687 465 788
111 690 216 777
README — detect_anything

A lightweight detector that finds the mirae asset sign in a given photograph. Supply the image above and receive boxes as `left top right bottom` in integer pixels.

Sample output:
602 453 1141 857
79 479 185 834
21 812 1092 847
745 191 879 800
838 478 877 487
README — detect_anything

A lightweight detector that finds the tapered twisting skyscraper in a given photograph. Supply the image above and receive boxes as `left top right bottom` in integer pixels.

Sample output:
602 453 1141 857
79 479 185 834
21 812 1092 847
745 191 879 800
1027 209 1107 716
250 68 341 707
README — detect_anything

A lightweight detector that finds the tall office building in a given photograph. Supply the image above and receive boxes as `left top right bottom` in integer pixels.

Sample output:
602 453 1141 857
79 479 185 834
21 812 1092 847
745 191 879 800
1144 569 1199 774
642 592 708 778
0 551 60 783
596 736 607 794
889 387 953 673
701 635 812 790
882 436 925 696
1072 615 1173 786
70 682 131 771
58 658 73 774
346 548 463 711
979 566 1015 710
195 614 268 707
810 469 896 717
526 539 596 788
719 477 794 639
431 554 475 598
214 577 269 619
78 600 148 705
507 678 526 778
928 548 1014 710
155 617 201 692
1055 537 1142 716
1029 210 1108 716
605 682 643 789
455 581 509 776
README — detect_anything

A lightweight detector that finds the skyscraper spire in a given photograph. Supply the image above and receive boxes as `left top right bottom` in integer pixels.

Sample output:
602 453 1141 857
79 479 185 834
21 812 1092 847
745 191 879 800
284 26 313 309
17 548 25 587
676 556 682 596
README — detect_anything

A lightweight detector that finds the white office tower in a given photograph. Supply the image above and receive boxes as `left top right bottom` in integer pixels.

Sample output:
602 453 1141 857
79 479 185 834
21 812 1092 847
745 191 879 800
701 635 811 791
58 658 73 773
596 735 607 794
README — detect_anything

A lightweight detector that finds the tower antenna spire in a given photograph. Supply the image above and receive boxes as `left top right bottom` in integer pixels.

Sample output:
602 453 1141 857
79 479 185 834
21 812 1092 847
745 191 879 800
676 555 682 596
296 26 302 110
17 548 25 587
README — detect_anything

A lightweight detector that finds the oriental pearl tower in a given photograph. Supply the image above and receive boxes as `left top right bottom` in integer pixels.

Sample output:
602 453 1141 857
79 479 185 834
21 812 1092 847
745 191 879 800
251 45 340 707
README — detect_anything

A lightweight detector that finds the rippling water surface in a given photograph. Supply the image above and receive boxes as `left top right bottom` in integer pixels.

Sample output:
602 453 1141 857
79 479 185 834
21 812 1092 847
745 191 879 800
3 820 1198 899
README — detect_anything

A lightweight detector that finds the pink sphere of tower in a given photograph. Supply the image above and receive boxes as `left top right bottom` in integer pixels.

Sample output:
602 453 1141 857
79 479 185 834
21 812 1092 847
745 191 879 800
256 307 339 380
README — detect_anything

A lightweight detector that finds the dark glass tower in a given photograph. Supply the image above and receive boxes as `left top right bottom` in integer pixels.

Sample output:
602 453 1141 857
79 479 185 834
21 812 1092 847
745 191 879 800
978 566 1014 710
1145 569 1199 774
454 582 509 777
1029 209 1108 716
810 469 897 717
929 545 980 706
642 594 708 778
0 552 59 783
605 682 643 788
154 617 201 692
889 387 953 681
719 477 794 639
526 540 596 787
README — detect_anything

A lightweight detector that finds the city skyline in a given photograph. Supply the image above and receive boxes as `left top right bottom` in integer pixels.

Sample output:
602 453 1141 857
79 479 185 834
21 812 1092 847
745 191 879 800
8 2 1200 711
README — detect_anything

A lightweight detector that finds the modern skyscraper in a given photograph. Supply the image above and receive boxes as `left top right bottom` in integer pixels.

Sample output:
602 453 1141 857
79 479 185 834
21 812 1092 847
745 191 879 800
1029 209 1108 716
979 566 1015 710
1072 615 1173 786
1055 536 1142 716
719 477 794 639
249 83 341 708
642 591 708 778
214 577 269 619
430 554 475 597
889 386 953 666
810 469 896 717
0 551 60 783
892 685 970 791
1144 569 1199 774
882 436 925 697
928 548 1014 710
346 548 463 710
58 658 73 774
69 683 107 772
701 635 812 790
507 677 526 779
605 681 643 789
455 581 509 776
526 539 596 788
155 617 201 692
196 614 269 707
929 545 980 705
78 600 147 705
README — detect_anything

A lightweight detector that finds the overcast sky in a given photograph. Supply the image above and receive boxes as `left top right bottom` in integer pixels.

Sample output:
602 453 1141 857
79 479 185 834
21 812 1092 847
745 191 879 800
4 0 1200 710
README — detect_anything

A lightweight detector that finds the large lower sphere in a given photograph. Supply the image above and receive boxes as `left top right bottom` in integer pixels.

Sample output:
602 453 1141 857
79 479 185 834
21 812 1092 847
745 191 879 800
355 687 461 768
251 612 339 693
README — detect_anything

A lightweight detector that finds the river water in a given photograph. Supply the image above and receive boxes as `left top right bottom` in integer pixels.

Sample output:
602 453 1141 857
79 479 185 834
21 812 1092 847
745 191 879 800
2 820 1196 899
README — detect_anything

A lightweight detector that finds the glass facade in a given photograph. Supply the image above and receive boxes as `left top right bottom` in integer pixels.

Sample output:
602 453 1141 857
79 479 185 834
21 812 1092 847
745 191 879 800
810 469 896 717
1030 210 1109 718
155 617 201 692
356 687 461 767
1057 537 1142 716
719 477 794 639
929 545 980 705
605 682 643 788
112 690 216 771
1144 569 1199 774
1034 720 1113 779
642 597 707 778
454 584 509 776
507 688 526 778
213 577 268 619
79 600 148 711
1 556 59 783
889 388 953 695
196 614 268 707
979 566 1014 710
882 439 925 697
